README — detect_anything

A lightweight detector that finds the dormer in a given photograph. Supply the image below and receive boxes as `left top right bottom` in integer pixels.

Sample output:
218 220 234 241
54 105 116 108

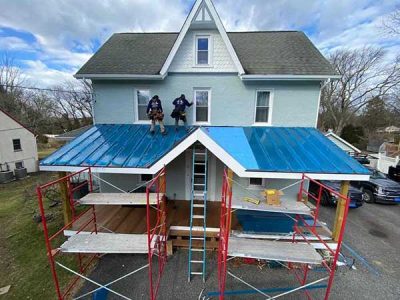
165 0 244 74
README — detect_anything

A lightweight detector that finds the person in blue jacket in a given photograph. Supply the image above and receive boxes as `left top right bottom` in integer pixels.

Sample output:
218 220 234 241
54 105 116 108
171 94 193 131
147 95 166 135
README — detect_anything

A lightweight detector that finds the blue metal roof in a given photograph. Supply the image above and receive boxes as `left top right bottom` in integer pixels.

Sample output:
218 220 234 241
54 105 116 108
41 124 369 175
41 124 194 168
202 127 370 174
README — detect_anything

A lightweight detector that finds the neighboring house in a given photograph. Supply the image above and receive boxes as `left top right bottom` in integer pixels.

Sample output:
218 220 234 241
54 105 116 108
325 130 361 156
377 126 400 134
0 108 38 173
40 0 369 221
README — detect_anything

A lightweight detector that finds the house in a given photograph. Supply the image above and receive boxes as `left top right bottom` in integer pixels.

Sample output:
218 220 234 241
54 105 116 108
0 108 38 174
38 1 370 299
325 129 361 156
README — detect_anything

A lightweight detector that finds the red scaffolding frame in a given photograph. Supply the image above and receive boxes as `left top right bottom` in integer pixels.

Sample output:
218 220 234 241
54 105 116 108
36 167 167 300
217 170 351 300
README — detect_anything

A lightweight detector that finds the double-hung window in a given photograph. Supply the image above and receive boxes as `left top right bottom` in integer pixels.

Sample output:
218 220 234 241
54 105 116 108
194 89 211 124
13 139 22 151
136 89 151 121
196 36 210 65
255 91 272 124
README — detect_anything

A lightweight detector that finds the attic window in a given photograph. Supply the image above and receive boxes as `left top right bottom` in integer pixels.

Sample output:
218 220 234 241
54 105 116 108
196 36 210 65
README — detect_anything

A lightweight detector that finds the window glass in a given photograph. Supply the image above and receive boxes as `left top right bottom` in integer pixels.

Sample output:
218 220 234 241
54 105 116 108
141 174 153 182
15 161 24 169
137 90 151 121
195 90 209 122
13 139 22 151
197 37 209 65
255 91 271 123
249 178 263 186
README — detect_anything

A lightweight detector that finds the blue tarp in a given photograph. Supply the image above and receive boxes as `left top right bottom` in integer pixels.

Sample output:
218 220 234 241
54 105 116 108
202 127 369 174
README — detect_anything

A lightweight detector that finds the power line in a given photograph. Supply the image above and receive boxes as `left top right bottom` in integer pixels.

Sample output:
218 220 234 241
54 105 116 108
0 83 93 95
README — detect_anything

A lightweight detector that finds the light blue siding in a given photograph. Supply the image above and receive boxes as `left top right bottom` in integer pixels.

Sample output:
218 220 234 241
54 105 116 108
93 74 321 127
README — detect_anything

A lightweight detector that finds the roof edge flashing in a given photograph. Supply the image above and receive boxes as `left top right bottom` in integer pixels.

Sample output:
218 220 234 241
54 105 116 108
74 74 166 80
240 74 341 81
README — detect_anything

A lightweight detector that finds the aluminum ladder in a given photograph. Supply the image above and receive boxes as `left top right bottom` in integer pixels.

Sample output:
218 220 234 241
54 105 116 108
188 145 208 282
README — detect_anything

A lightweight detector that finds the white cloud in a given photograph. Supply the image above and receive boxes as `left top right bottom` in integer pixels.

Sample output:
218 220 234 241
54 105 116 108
0 36 35 51
0 0 399 88
22 60 76 87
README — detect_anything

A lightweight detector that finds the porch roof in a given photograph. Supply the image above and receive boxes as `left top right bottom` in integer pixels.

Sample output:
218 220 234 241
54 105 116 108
40 124 370 180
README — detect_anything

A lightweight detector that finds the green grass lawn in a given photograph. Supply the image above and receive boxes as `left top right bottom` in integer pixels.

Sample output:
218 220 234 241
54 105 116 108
0 172 80 299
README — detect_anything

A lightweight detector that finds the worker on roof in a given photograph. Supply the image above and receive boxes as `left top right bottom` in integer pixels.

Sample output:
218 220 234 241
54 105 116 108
147 95 166 135
171 94 193 131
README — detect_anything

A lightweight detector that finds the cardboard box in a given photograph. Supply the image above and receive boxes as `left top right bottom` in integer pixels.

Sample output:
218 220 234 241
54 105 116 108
263 189 283 206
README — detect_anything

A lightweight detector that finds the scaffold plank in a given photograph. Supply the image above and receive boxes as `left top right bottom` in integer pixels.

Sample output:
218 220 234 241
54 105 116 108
231 196 311 215
60 233 154 254
78 193 163 205
228 237 322 264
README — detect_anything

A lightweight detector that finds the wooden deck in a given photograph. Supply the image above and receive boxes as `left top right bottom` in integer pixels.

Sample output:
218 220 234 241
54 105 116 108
73 200 240 250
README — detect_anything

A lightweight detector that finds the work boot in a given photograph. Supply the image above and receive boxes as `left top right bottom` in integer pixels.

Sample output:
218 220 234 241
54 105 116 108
162 130 167 136
150 130 155 135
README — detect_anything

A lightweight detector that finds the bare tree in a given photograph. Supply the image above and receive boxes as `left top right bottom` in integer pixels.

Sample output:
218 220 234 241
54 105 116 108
382 8 400 36
320 47 400 134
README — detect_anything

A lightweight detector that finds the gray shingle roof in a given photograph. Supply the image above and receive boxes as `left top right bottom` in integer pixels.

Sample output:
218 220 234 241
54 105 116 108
76 31 336 76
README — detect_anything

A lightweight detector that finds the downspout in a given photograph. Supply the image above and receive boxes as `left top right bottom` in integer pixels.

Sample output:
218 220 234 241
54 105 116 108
83 77 96 125
315 78 331 128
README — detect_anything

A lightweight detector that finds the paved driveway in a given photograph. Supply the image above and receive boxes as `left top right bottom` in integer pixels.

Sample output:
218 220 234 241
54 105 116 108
76 203 400 299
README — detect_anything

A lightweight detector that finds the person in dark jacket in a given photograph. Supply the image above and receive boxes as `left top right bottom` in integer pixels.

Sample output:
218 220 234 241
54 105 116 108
147 95 166 135
171 94 193 131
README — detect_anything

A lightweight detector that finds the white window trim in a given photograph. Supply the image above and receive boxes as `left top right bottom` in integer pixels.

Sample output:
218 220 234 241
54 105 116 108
194 34 213 67
193 88 211 125
248 178 265 189
134 88 151 124
253 89 274 126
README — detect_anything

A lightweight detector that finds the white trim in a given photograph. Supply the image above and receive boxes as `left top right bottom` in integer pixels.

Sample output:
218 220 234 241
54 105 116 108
193 88 211 125
39 128 370 181
241 74 341 81
325 131 362 154
74 74 165 80
253 90 273 125
194 34 213 67
315 85 322 127
134 88 151 123
159 0 244 76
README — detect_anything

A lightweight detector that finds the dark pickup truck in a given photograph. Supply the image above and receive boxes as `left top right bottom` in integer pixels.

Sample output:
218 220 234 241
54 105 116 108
352 167 400 204
309 180 364 208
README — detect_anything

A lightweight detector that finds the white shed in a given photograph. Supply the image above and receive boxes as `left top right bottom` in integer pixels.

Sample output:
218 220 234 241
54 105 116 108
0 108 38 173
325 130 361 156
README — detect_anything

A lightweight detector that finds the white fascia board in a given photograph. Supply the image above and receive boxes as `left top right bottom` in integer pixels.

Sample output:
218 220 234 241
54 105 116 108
39 165 155 174
159 0 203 76
242 171 370 181
240 74 341 81
325 132 362 154
204 0 245 75
74 74 165 80
159 0 245 76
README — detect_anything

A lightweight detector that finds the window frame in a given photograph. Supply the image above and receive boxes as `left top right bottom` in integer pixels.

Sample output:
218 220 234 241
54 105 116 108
134 88 152 123
248 178 264 189
15 161 24 169
12 138 22 152
140 174 153 183
253 89 274 126
194 35 212 67
193 88 211 125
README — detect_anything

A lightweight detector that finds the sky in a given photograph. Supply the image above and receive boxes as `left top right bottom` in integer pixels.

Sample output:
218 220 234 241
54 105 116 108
0 0 399 87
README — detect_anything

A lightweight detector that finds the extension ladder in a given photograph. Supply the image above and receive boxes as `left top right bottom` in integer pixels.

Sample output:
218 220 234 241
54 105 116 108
188 145 208 282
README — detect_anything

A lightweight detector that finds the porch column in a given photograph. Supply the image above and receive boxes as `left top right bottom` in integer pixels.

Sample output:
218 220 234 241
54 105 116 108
332 180 349 242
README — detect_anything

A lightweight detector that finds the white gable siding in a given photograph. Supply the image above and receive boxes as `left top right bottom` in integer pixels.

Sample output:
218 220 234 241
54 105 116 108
169 30 237 73
0 111 38 173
